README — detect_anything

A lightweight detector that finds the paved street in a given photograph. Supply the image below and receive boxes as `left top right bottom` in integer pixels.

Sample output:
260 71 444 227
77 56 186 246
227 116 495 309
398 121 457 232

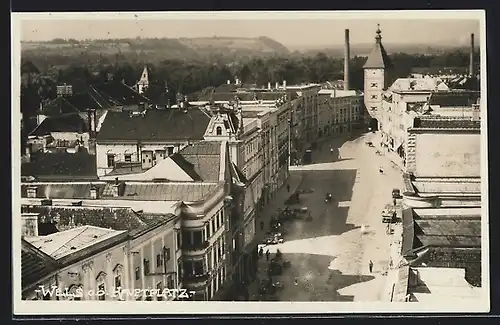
254 133 405 301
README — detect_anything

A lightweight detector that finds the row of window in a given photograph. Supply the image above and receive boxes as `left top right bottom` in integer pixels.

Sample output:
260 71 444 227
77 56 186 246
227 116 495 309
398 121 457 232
135 247 172 281
106 148 175 167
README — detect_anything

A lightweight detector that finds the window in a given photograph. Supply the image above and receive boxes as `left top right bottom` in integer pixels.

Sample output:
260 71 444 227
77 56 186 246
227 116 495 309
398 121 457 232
181 230 204 249
212 218 216 233
167 147 174 156
165 247 171 261
98 282 106 300
135 266 140 280
216 213 220 229
157 254 163 268
115 274 121 288
156 282 163 301
206 223 211 239
370 82 378 88
143 259 150 275
216 126 222 135
176 232 181 251
167 275 174 289
124 154 132 162
370 95 377 100
107 154 115 167
183 260 205 276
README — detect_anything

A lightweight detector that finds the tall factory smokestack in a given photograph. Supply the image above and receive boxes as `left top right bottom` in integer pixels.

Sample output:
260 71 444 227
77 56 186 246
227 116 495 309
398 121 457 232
344 29 350 91
469 33 475 77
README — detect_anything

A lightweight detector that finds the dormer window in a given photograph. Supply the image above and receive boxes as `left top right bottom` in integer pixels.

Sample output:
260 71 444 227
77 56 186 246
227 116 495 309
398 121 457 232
216 126 222 135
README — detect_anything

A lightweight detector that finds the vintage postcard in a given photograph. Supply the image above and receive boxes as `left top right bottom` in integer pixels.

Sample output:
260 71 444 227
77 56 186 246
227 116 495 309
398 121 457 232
11 10 489 315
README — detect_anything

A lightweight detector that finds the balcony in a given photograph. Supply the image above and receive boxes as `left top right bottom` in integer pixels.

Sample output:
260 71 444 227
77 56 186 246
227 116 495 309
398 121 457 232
182 241 210 252
183 273 210 284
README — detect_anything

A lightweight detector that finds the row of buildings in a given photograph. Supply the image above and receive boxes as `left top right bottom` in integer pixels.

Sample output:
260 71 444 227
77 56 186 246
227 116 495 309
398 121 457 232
20 58 365 300
360 26 484 304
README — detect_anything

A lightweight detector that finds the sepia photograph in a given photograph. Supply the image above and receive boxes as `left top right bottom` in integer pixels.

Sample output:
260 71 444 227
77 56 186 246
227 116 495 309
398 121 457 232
11 10 489 315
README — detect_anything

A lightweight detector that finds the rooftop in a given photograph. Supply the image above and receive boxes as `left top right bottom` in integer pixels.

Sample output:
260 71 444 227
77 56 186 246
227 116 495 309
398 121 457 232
40 87 115 116
21 152 98 180
413 117 480 130
363 27 392 69
29 113 88 137
96 108 211 142
401 207 481 255
22 238 59 291
317 89 362 98
91 81 150 106
409 267 482 303
412 178 481 195
25 226 126 260
428 91 480 107
389 77 449 93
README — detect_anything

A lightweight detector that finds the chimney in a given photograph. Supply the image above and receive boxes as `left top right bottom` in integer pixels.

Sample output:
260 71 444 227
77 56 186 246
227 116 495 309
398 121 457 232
227 79 231 84
275 82 279 90
22 213 40 237
469 33 475 77
472 104 480 121
268 82 271 90
27 186 38 198
283 80 287 89
90 184 99 199
344 29 350 91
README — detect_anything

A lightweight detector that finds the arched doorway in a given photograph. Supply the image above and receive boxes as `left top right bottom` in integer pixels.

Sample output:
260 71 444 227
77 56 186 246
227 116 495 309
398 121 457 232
369 118 379 132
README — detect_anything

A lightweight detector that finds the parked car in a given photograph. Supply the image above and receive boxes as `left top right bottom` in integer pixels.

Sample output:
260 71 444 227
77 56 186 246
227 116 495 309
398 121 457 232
392 188 401 199
381 204 397 223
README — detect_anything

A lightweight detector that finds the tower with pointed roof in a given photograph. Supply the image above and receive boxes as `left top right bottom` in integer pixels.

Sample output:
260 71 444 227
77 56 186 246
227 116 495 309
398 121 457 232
363 25 392 120
136 66 150 94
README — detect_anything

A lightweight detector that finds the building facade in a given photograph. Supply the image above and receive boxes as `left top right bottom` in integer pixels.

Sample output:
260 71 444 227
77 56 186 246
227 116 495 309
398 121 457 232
317 89 364 138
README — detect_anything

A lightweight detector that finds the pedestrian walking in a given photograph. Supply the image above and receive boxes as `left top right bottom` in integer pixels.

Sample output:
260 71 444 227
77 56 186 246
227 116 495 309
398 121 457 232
266 249 270 261
287 184 290 192
260 220 264 231
259 247 264 258
393 198 397 206
294 277 299 286
369 260 374 273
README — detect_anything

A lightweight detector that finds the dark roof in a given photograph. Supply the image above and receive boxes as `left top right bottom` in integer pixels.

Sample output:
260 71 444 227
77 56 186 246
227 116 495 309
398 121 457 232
428 91 480 107
411 67 469 75
170 153 203 181
211 92 256 102
21 183 106 199
363 35 392 69
29 113 88 136
92 81 149 106
256 92 287 101
176 141 222 182
402 208 481 256
101 183 220 201
413 118 480 130
21 152 97 180
22 239 59 291
21 61 40 74
411 247 481 287
214 84 238 93
96 108 211 142
41 97 82 116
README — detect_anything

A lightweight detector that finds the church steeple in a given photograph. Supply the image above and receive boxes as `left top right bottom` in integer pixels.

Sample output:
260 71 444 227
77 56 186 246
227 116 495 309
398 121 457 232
363 24 392 69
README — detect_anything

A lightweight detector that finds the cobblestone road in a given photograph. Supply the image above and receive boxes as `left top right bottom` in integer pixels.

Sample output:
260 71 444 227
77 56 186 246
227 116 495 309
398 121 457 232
252 133 405 302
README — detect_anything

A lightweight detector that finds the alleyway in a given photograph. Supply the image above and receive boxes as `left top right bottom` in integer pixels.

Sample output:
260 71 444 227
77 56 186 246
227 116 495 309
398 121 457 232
252 133 405 302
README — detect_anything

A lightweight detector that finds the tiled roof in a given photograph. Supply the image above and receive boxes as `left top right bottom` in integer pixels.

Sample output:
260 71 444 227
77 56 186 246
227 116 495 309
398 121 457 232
177 142 222 182
26 226 126 260
170 154 203 181
21 183 106 199
429 91 480 107
41 97 82 116
41 88 115 116
22 239 59 290
29 113 88 137
363 38 392 69
21 152 98 180
413 247 481 287
214 84 238 93
92 81 149 106
96 109 210 142
413 118 480 129
25 205 153 232
101 182 220 201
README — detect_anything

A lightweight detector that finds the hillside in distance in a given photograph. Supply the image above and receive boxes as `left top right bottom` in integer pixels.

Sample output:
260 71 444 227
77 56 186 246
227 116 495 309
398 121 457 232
293 42 479 58
21 36 291 63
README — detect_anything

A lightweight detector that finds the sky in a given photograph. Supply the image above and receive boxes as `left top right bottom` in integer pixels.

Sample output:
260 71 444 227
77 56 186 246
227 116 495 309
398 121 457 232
15 11 482 48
